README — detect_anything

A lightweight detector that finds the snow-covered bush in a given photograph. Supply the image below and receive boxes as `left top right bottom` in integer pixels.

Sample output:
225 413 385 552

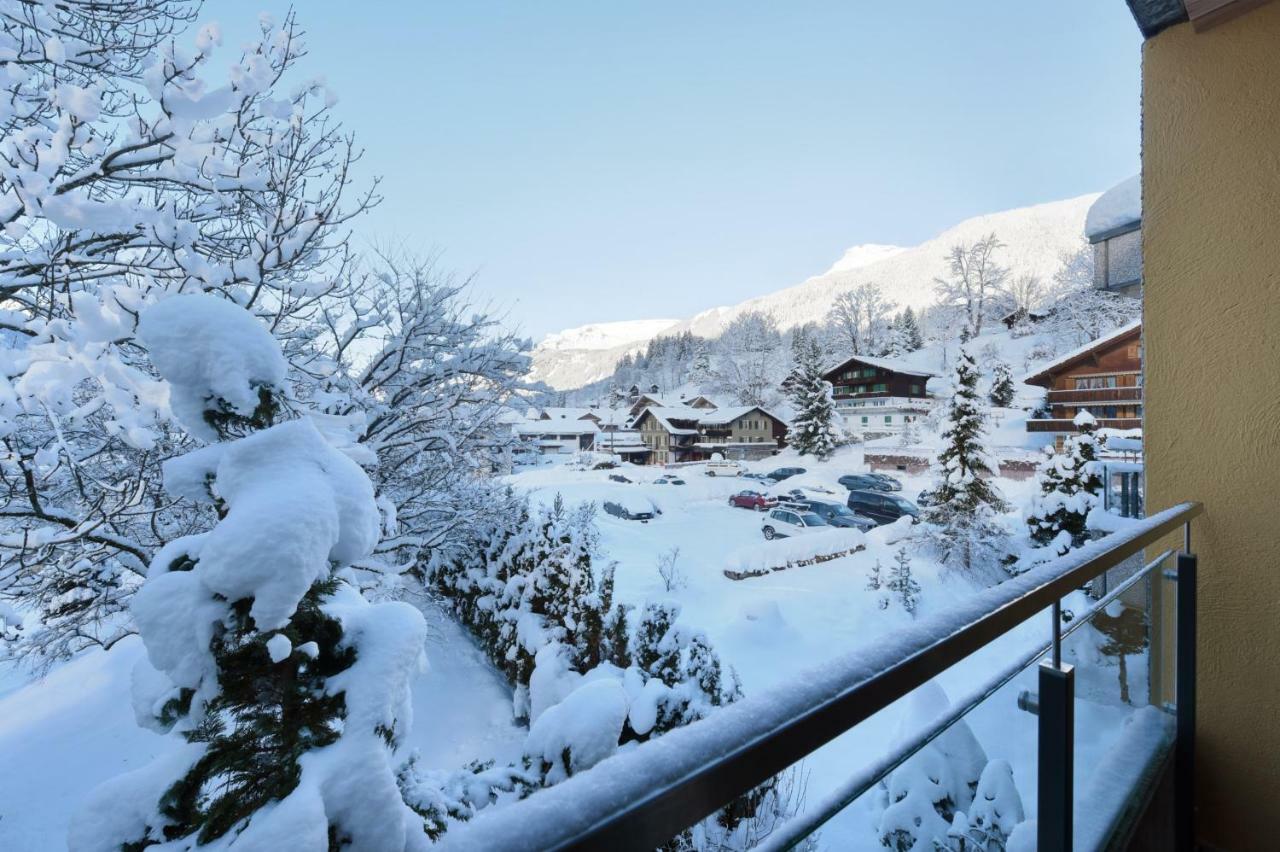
69 296 428 851
877 682 1025 851
919 350 1011 577
988 361 1016 408
1025 411 1104 555
722 529 865 580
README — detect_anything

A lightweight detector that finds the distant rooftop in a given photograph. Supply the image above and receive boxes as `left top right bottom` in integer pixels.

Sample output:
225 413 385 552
1086 174 1141 242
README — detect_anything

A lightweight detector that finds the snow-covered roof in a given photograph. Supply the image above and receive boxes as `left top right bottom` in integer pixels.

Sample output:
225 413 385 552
538 407 598 421
696 405 785 426
823 353 939 380
636 404 784 432
513 420 599 436
1021 320 1142 387
1085 175 1141 241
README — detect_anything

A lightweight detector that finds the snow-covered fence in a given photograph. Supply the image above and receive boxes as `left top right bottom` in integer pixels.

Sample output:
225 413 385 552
722 530 866 580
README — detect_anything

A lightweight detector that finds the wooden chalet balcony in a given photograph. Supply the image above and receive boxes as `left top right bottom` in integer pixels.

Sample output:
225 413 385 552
1027 417 1142 432
1046 387 1144 404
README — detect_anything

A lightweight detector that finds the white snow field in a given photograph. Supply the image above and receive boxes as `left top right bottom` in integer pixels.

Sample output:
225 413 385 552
500 448 1157 847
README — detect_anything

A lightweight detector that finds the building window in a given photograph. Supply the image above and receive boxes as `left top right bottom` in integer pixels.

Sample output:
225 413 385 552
861 416 868 425
910 384 922 395
872 383 887 393
885 415 892 424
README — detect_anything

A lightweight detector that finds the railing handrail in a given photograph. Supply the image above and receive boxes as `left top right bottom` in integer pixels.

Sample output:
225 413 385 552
438 502 1202 852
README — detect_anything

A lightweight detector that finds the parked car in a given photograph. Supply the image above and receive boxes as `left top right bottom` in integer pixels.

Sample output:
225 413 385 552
845 490 920 526
866 472 904 492
761 507 829 540
838 473 895 492
602 495 660 522
592 460 618 470
705 458 747 476
742 472 775 485
608 473 632 483
728 490 778 511
766 466 807 482
655 474 686 485
798 499 877 532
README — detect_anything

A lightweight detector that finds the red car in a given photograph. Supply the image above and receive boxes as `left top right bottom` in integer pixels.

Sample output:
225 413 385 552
728 490 778 511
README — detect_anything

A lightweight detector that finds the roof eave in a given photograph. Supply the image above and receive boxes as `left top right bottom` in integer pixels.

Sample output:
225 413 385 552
1087 219 1143 244
1125 0 1189 38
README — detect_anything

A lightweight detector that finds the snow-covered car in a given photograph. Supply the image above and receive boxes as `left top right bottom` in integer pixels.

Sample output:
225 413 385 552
728 490 778 511
798 499 877 532
608 473 632 483
742 473 774 485
761 507 829 540
838 473 894 492
602 495 661 522
766 467 807 482
705 458 747 476
867 472 904 492
654 474 686 485
846 490 920 526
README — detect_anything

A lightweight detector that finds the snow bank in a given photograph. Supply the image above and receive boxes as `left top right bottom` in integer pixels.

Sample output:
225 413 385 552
722 529 865 580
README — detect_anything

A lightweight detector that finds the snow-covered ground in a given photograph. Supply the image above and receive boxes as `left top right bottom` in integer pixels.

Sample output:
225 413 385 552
503 449 1154 847
1 441 1150 850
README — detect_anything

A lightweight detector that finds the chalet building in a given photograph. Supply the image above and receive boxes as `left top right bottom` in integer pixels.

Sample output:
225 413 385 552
634 405 787 465
1023 320 1143 446
821 354 937 437
1086 174 1142 299
626 392 716 422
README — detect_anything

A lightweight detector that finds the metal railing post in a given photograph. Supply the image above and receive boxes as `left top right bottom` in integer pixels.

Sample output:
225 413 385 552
1038 601 1074 852
1175 552 1198 852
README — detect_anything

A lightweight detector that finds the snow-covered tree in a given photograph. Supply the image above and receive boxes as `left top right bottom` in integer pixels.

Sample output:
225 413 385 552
920 351 1010 576
1025 411 1104 554
0 5 386 668
70 295 427 850
989 361 1016 408
934 234 1009 339
1043 242 1141 346
827 283 896 356
787 336 842 460
713 311 785 407
887 548 921 615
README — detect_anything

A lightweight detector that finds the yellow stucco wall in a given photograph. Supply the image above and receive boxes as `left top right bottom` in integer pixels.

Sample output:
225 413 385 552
1143 6 1280 848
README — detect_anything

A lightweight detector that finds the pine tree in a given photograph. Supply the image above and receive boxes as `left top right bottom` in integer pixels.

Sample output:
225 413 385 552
988 361 1015 408
887 548 921 615
921 350 1010 576
1025 411 1104 553
788 337 842 459
76 297 426 850
899 307 924 351
867 559 883 591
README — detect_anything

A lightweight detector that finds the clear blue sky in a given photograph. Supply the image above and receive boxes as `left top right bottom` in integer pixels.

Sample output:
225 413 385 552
212 2 1142 340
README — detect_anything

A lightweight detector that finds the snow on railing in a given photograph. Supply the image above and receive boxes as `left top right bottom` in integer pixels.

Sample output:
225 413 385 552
438 503 1202 852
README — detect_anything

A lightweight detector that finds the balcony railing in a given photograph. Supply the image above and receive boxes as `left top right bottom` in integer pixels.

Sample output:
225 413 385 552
441 502 1202 852
1028 417 1142 432
1046 387 1143 404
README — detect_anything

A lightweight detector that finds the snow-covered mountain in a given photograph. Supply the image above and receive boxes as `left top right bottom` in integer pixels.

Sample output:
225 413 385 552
530 193 1099 390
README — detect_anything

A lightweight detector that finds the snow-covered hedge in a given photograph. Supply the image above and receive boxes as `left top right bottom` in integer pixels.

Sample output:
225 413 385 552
722 529 866 580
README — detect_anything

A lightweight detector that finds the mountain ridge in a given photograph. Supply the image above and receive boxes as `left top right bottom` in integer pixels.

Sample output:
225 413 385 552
529 193 1100 390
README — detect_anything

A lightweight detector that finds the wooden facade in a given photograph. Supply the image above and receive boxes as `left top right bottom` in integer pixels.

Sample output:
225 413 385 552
1024 323 1143 439
822 357 931 400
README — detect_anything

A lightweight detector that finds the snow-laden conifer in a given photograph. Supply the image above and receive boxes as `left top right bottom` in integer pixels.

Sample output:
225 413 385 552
920 350 1011 576
787 336 842 459
71 295 428 851
1025 410 1104 554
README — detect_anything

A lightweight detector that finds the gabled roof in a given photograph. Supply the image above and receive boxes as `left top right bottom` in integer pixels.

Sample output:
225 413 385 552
635 404 786 432
538 407 598 421
696 405 786 426
1022 320 1142 387
822 353 939 380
